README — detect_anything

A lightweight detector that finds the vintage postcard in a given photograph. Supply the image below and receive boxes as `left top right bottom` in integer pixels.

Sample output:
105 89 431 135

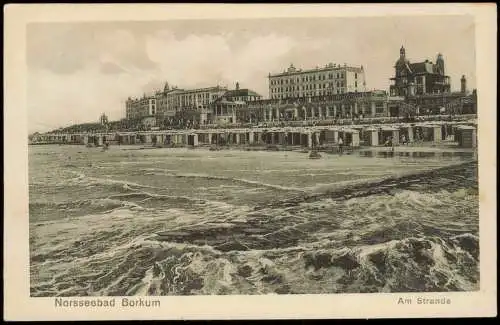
4 3 497 320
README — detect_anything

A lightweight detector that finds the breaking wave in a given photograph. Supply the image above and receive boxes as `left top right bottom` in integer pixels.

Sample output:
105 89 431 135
29 147 478 296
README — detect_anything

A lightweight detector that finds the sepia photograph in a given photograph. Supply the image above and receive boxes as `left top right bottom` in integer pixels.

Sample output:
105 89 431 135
4 3 497 320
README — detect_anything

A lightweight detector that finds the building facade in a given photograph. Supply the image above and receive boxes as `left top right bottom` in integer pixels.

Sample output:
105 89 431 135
388 46 476 115
125 94 157 120
223 82 262 102
405 89 477 115
247 90 398 123
155 85 183 118
268 63 366 100
126 81 264 126
389 46 451 97
126 82 228 125
210 82 263 125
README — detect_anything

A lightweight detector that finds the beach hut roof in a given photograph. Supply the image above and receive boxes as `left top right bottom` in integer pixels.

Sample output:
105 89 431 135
456 125 476 130
381 126 398 131
341 128 359 133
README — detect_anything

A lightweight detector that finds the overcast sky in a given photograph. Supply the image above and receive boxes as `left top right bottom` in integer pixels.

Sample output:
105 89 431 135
27 15 475 133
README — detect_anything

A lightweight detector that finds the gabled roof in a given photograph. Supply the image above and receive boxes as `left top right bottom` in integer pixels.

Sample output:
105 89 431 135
224 89 262 98
212 97 246 105
409 62 434 74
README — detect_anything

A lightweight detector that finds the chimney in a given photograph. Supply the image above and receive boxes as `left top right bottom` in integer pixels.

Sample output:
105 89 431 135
461 75 467 93
236 82 240 90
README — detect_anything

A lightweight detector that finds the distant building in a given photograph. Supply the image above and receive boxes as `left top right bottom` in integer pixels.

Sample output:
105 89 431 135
223 82 262 102
125 93 157 120
127 82 228 125
155 82 183 119
268 62 366 100
247 90 398 122
389 46 451 97
210 82 263 125
99 113 109 125
405 89 477 115
387 46 477 115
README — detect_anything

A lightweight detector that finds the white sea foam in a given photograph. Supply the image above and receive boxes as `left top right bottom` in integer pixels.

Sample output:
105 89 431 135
29 146 478 296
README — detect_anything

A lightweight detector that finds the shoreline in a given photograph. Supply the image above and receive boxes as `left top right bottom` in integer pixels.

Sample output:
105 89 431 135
29 142 476 154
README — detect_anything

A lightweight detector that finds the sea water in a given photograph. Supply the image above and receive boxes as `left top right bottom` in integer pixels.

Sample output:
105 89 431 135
29 145 479 296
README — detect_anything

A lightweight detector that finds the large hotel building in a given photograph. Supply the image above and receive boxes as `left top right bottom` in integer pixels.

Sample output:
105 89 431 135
126 82 262 126
268 63 366 99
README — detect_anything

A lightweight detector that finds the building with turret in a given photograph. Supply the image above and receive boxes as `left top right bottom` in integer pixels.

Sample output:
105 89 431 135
390 46 451 97
388 46 475 115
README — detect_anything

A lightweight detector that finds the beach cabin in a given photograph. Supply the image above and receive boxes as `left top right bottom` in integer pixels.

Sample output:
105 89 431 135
322 129 339 145
455 125 477 148
422 124 443 143
416 124 441 143
351 126 365 145
339 128 360 148
442 124 454 141
379 126 399 146
364 127 379 146
187 134 199 146
399 124 415 144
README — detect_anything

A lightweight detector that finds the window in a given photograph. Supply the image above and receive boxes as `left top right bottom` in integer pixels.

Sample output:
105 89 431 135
355 73 358 79
355 81 358 87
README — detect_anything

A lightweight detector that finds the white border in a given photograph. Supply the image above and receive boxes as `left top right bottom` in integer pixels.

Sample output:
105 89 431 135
4 3 497 320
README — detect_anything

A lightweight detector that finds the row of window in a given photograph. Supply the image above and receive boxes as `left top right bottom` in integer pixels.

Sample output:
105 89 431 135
130 92 220 106
270 89 349 99
270 72 359 86
229 96 261 102
180 93 212 100
271 81 351 93
128 99 385 118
